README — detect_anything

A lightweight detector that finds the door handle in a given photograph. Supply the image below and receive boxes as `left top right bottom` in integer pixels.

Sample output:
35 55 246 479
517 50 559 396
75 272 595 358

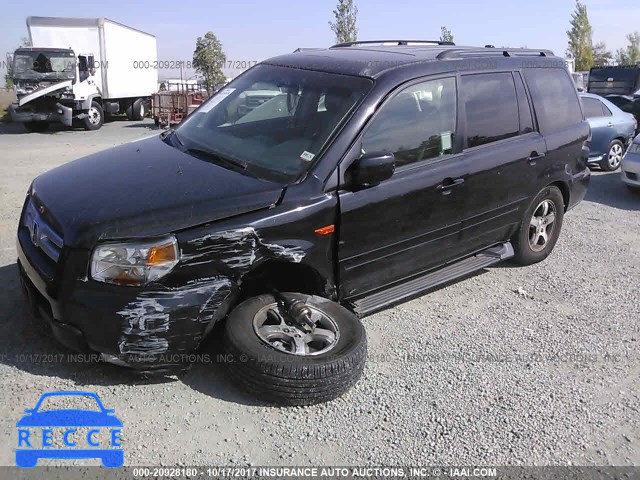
437 177 464 195
607 122 614 128
527 152 545 165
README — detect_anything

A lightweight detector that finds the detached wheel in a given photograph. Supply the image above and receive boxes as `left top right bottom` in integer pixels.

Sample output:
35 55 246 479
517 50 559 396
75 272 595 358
83 101 104 130
513 186 565 266
23 121 49 133
600 140 624 171
223 293 367 406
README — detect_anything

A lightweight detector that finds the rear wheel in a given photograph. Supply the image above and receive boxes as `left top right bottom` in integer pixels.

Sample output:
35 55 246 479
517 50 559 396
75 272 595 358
223 293 367 406
23 121 49 133
513 186 565 266
600 140 624 171
83 101 104 130
127 98 146 120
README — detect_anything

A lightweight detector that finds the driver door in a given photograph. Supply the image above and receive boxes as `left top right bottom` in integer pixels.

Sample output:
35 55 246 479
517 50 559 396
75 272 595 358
337 76 470 299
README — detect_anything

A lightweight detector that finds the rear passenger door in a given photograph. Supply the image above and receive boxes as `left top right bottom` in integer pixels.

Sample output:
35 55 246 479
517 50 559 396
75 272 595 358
337 76 469 299
457 71 547 254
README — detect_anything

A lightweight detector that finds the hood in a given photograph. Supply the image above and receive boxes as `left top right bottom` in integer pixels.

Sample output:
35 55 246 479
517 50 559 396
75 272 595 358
31 135 285 248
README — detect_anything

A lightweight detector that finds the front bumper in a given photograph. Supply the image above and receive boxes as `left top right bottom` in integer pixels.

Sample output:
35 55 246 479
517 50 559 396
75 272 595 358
9 103 73 126
16 228 237 372
622 151 640 187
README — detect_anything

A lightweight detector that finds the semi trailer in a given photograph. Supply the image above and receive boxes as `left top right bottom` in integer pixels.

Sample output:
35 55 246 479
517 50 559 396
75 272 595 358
9 17 157 132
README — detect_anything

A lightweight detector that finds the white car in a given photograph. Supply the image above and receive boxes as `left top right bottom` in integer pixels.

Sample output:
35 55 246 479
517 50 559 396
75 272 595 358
622 133 640 193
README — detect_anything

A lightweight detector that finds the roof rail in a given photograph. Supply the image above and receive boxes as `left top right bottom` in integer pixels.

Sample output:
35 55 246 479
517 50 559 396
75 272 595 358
331 40 455 48
436 48 553 60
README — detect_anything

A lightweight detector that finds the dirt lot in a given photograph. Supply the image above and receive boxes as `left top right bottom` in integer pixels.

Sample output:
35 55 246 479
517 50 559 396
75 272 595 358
0 119 638 467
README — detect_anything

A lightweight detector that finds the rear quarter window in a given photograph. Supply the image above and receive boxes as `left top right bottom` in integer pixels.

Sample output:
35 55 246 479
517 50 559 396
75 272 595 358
524 68 583 134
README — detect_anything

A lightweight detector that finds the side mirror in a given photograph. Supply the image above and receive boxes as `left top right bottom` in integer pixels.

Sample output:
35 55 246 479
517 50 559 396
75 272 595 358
349 152 395 188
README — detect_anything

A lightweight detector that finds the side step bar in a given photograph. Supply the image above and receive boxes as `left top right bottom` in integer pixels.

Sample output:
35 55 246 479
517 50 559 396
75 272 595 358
351 242 514 317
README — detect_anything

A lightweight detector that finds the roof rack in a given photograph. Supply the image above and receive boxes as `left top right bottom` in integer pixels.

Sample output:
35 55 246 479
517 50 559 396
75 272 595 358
436 47 553 60
331 40 455 48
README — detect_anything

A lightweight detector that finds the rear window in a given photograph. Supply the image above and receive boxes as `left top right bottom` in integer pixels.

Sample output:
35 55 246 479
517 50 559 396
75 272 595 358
582 97 605 118
524 68 583 134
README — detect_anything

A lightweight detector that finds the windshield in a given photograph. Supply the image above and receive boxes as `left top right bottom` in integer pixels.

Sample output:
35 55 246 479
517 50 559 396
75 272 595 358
174 64 373 182
13 50 76 81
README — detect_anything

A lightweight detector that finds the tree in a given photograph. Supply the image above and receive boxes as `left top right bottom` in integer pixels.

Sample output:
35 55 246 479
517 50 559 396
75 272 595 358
192 32 226 93
615 32 640 65
592 41 612 66
566 1 594 71
329 0 358 44
439 26 454 43
4 37 30 90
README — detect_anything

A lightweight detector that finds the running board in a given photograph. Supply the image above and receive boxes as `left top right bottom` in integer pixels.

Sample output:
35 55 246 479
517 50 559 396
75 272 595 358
351 242 514 317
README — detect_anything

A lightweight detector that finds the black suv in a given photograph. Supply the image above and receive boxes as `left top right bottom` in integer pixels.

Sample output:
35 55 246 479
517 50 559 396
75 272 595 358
17 41 590 405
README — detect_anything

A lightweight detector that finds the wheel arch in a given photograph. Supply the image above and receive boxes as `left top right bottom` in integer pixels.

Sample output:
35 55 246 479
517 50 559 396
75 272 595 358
238 260 332 301
548 180 570 212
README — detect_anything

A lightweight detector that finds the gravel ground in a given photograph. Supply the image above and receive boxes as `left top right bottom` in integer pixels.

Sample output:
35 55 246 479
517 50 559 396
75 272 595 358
0 119 638 467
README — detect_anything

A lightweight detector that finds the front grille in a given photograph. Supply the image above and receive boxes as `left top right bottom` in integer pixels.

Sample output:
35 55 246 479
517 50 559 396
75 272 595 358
23 199 64 262
627 172 638 181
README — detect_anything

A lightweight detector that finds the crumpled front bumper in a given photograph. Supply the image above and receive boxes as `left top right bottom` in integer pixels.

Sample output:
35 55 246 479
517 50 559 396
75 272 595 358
17 229 238 373
9 103 73 126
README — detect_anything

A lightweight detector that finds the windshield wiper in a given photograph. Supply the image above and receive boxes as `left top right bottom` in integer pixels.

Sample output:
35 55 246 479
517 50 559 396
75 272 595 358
185 147 248 171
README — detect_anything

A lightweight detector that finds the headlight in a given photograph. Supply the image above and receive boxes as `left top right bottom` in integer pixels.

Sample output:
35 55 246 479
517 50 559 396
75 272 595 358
628 143 640 154
91 236 179 286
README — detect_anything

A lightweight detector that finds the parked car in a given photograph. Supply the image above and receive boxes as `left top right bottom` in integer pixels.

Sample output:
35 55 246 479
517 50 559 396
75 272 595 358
622 133 640 193
580 93 637 171
587 65 640 134
17 41 590 405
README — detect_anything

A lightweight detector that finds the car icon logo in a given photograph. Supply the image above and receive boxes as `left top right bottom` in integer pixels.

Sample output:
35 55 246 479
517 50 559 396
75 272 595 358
15 391 123 468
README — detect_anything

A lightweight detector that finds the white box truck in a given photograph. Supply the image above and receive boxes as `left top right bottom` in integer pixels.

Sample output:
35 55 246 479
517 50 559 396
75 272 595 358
9 17 157 132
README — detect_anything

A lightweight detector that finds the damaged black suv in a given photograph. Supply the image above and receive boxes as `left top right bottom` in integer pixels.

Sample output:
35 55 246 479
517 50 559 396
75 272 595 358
17 40 590 405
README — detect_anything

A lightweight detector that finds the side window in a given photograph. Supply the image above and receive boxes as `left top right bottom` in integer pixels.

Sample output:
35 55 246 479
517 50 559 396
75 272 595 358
582 97 605 118
602 103 613 117
361 77 457 168
524 68 583 134
461 72 519 148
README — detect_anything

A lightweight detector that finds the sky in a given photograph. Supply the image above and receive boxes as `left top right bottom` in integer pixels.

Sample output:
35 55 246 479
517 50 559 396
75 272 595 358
1 0 639 85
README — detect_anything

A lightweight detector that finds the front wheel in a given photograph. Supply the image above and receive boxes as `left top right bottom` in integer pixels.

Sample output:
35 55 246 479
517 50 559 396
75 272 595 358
513 186 565 266
600 140 624 171
83 101 104 130
223 293 367 406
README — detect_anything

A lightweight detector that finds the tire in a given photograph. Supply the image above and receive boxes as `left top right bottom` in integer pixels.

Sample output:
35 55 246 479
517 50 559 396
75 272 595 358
513 186 565 266
127 98 146 121
223 293 367 406
23 121 49 133
83 101 104 130
599 140 624 171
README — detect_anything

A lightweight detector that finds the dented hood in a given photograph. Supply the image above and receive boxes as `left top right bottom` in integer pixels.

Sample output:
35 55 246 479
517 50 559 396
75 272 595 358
30 135 285 248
